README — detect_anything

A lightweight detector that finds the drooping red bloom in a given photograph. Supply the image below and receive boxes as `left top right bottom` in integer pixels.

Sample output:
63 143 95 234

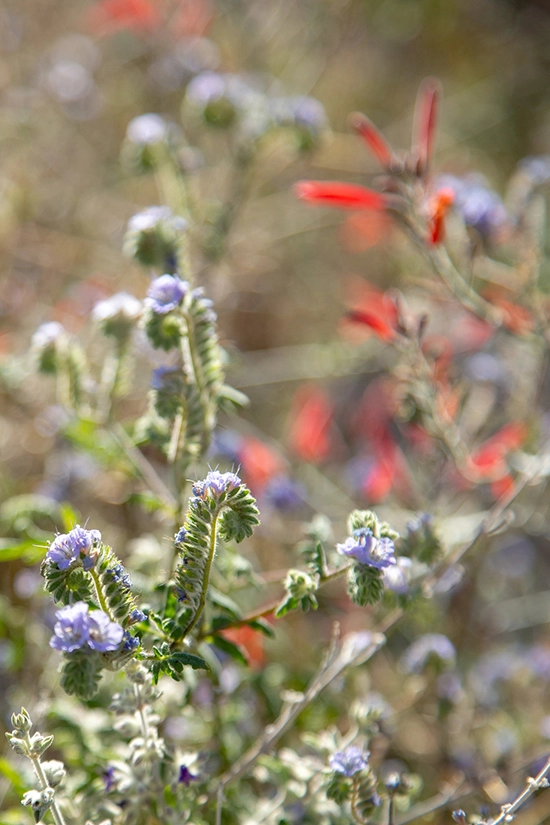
341 280 398 342
294 181 388 211
289 385 334 463
469 422 527 481
86 0 161 35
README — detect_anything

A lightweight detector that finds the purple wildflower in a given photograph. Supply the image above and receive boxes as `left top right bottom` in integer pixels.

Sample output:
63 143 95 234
129 609 146 624
126 113 168 145
329 746 369 777
145 275 188 314
122 631 140 652
175 527 187 544
401 633 456 674
178 765 198 785
49 602 123 654
263 475 305 510
186 71 226 106
103 766 117 792
46 525 101 570
50 603 91 652
336 530 396 569
203 470 242 495
86 610 124 652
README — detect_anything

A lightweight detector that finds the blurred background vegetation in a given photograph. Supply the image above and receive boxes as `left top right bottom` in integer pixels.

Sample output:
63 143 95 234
3 0 550 820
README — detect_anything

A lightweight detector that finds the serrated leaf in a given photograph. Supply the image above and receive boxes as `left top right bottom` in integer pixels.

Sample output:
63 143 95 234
168 652 209 670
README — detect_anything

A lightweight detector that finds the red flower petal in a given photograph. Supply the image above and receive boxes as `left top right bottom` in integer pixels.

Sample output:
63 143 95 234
86 0 161 34
349 112 394 169
362 457 394 503
346 309 396 342
239 437 285 494
289 386 333 463
295 181 388 211
413 77 441 174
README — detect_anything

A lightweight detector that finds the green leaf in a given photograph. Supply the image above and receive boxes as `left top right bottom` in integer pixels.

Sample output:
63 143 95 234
0 539 44 563
0 757 26 793
209 635 249 667
168 652 209 670
209 588 243 619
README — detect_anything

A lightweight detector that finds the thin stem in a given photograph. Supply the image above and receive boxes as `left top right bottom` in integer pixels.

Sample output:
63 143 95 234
96 340 127 424
109 423 176 510
25 743 66 825
490 756 550 825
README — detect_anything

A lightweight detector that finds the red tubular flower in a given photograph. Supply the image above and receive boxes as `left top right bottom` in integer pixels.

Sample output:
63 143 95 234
289 385 334 463
427 187 455 244
413 77 441 174
219 625 265 668
349 112 395 170
469 422 527 480
341 280 398 342
239 437 285 494
294 181 388 211
482 288 534 336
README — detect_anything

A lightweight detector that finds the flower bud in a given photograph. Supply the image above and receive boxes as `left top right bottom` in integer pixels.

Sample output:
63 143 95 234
28 733 54 757
42 760 66 788
22 788 54 823
11 707 32 733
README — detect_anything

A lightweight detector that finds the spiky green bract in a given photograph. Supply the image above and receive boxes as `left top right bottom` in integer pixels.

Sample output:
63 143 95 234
41 542 140 628
185 288 224 396
276 569 319 617
41 561 95 605
60 651 103 700
348 563 385 606
142 309 184 351
347 509 399 542
353 769 380 822
172 483 259 642
325 773 351 804
94 546 141 627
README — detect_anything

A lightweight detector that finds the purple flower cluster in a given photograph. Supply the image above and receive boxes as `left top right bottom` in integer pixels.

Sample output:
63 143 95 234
329 745 369 777
337 529 396 569
50 602 124 653
194 470 242 499
401 633 456 674
46 526 102 571
145 275 188 315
